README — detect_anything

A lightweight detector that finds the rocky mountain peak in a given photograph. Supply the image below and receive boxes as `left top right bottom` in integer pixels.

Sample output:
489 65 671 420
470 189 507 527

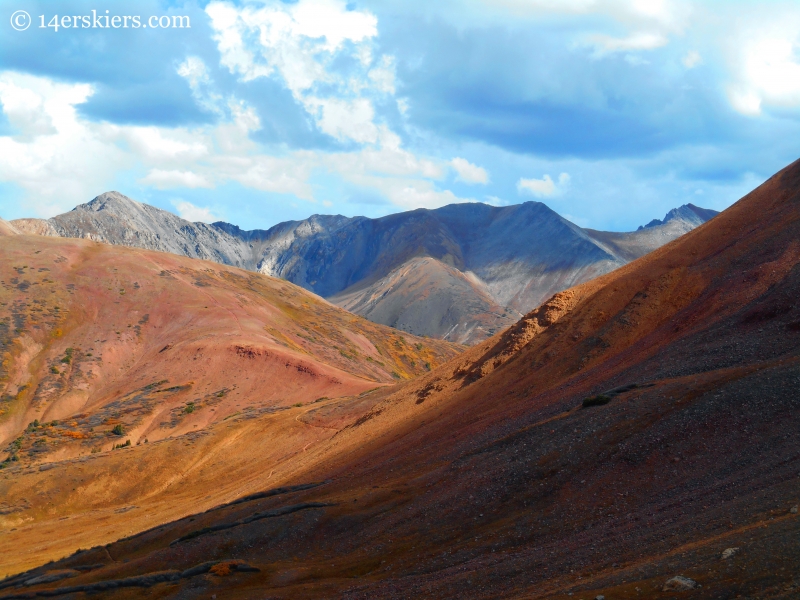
638 203 719 230
79 191 142 213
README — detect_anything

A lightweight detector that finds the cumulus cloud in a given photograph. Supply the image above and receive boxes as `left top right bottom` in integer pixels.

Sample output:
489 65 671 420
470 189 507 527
305 97 380 144
450 157 489 184
205 0 390 146
0 72 128 214
199 0 468 209
728 35 800 116
0 68 472 216
172 200 220 223
517 173 571 197
0 70 315 212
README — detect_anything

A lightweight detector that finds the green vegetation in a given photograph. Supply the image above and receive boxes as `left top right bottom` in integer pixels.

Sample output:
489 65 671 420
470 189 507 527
113 440 131 450
60 347 74 364
183 402 195 414
50 366 60 374
582 394 612 408
293 402 303 407
112 424 125 436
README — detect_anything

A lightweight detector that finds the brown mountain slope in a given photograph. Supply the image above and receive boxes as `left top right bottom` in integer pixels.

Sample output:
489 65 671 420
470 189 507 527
2 160 798 598
330 256 520 344
0 219 19 237
0 234 459 575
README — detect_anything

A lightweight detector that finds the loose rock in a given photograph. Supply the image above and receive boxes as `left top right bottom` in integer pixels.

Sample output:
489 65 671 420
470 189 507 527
663 576 699 591
721 547 740 560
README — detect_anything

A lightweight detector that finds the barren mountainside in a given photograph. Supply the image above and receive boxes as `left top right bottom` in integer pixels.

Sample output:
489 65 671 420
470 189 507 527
2 160 796 598
12 194 717 343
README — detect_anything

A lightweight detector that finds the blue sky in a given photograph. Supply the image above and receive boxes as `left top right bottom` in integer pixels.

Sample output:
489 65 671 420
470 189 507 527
0 0 799 231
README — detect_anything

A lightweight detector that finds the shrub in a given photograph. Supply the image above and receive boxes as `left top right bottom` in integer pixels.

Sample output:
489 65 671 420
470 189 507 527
582 394 612 408
183 402 195 414
61 348 74 364
112 424 125 436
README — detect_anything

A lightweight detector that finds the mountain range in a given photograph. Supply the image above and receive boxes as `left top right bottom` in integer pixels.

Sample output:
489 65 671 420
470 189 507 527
12 196 717 344
2 159 797 598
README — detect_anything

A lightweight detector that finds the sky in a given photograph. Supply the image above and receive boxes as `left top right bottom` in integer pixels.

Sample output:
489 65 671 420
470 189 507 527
0 0 799 231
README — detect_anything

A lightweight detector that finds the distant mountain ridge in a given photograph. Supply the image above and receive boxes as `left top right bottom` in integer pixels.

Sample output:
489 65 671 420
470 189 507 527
11 193 718 343
638 202 718 229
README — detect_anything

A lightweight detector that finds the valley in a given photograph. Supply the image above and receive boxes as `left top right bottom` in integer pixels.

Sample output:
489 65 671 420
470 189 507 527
1 159 797 597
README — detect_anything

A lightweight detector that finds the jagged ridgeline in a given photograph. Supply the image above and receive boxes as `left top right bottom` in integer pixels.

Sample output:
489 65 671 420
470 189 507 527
12 194 716 344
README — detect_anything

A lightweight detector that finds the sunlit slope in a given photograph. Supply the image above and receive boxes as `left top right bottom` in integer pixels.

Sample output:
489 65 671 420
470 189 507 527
12 159 799 598
0 234 459 464
0 219 19 237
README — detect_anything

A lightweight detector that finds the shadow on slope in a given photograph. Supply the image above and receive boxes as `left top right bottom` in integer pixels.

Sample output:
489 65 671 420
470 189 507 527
4 160 796 598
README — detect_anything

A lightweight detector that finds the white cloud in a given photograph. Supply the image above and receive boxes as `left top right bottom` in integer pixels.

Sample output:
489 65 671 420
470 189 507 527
304 96 380 144
0 71 316 213
728 88 762 116
485 195 509 207
172 200 220 223
206 0 377 95
368 55 396 94
682 50 702 69
729 35 800 115
370 178 468 210
141 169 213 189
177 56 225 117
517 173 570 197
0 0 478 219
177 56 210 89
113 126 210 165
450 157 489 184
0 72 129 215
205 0 394 146
589 31 668 54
